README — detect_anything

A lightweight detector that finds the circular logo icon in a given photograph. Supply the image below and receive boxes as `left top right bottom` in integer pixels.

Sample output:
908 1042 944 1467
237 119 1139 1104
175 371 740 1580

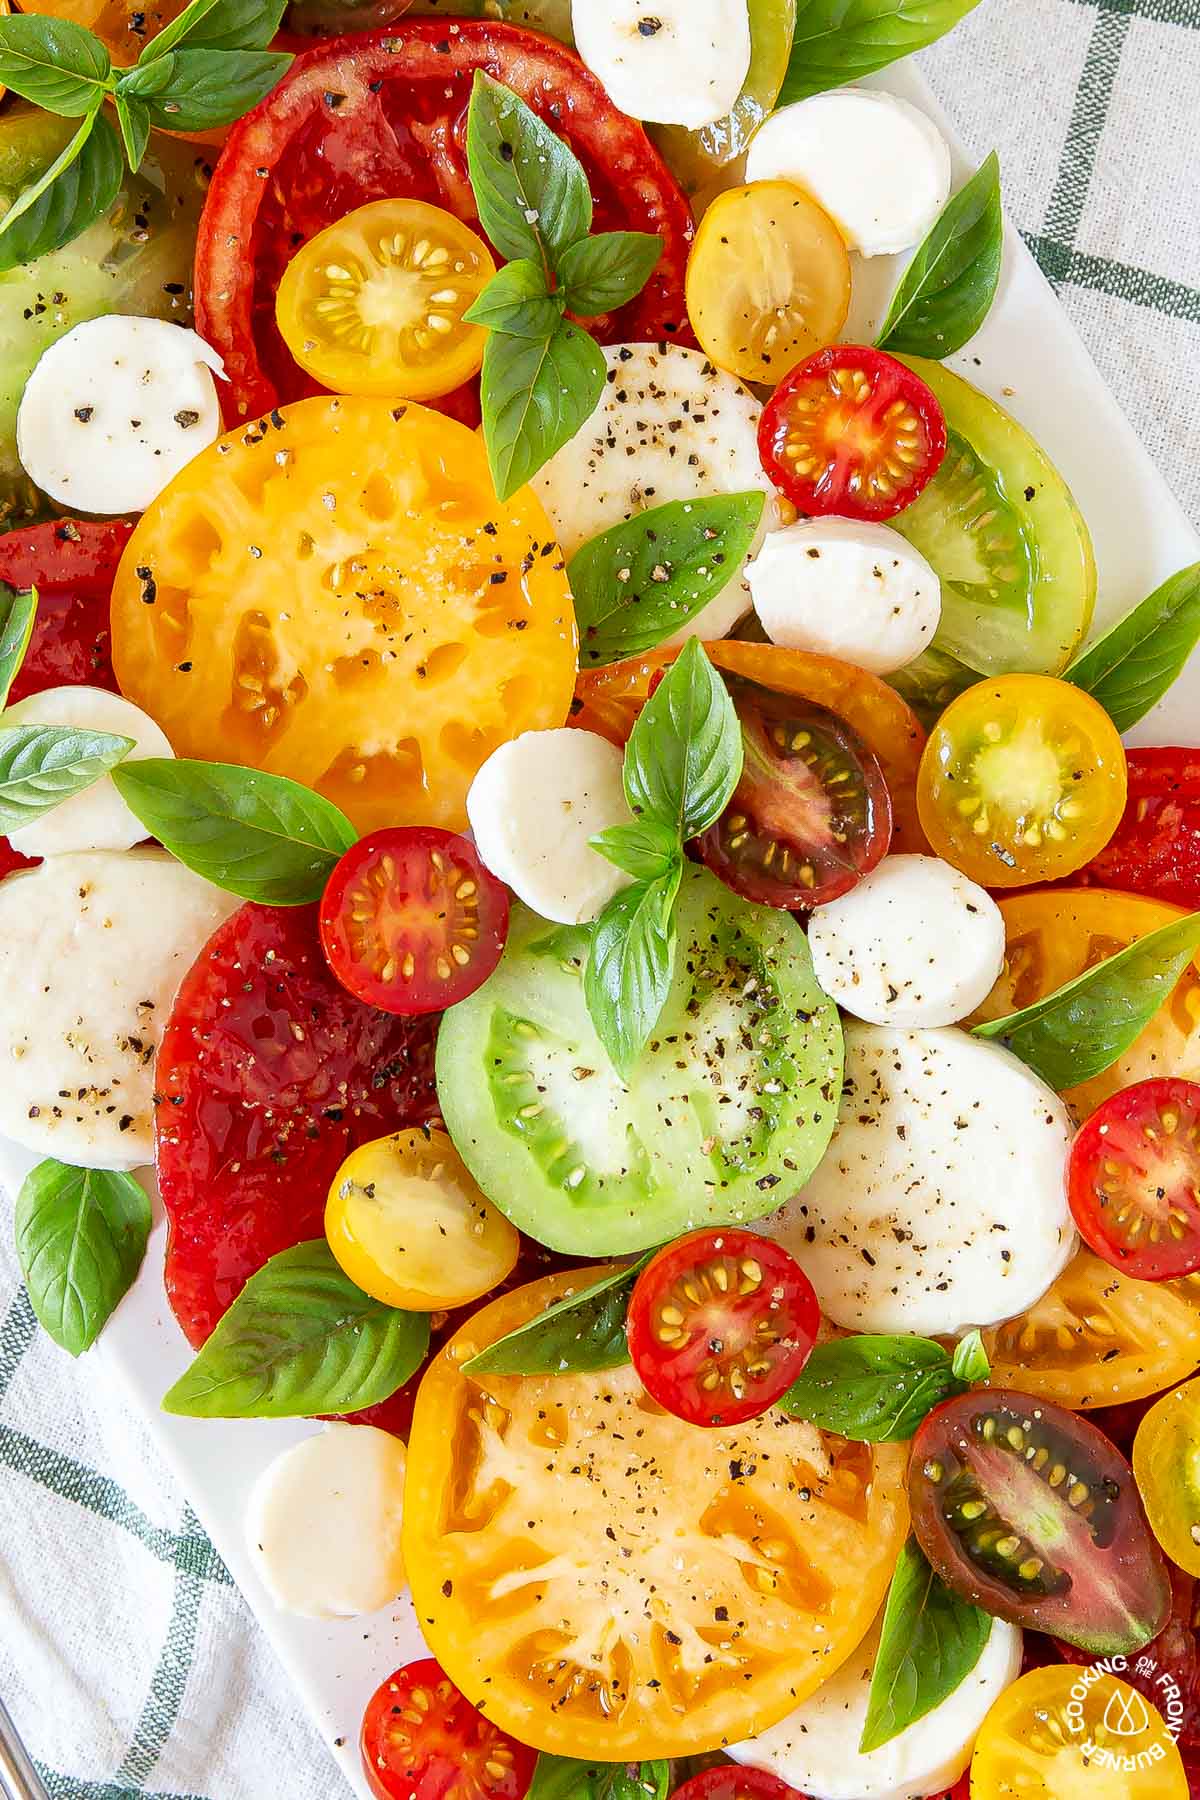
971 1663 1189 1797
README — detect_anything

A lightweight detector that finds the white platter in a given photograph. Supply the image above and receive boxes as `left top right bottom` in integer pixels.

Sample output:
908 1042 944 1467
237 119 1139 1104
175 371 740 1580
2 53 1199 1800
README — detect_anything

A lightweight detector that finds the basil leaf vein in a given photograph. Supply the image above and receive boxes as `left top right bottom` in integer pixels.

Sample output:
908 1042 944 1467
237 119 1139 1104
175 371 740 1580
861 1536 992 1753
0 584 38 712
15 1159 151 1356
623 637 743 841
480 316 606 503
781 0 985 104
466 69 591 272
1066 561 1200 734
0 14 113 115
779 1334 964 1441
0 107 123 273
877 151 1003 357
464 1256 653 1377
0 724 135 835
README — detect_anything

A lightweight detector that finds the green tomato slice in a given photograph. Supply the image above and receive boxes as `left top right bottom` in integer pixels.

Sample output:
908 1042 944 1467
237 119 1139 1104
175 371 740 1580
436 864 843 1256
890 356 1097 720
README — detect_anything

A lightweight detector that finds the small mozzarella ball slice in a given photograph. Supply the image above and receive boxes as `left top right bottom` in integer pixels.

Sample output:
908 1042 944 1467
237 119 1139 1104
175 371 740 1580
809 854 1005 1028
3 686 173 857
572 0 751 130
761 1023 1076 1336
17 315 224 515
745 90 952 257
531 341 781 642
729 1611 1023 1800
467 728 632 924
747 517 941 675
245 1424 407 1619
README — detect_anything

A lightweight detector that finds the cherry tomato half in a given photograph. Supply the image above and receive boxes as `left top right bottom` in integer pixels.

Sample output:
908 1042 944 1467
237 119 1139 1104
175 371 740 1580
361 1657 536 1800
757 344 946 522
626 1228 819 1427
1077 746 1200 910
670 1770 806 1800
1134 1377 1200 1580
969 1664 1189 1799
1069 1079 1200 1281
320 827 509 1015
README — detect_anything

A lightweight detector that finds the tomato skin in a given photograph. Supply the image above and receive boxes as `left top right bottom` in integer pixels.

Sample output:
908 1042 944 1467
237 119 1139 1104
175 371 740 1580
1068 1079 1200 1280
360 1657 537 1800
1076 748 1200 910
0 518 128 702
1054 1563 1200 1748
670 1771 807 1800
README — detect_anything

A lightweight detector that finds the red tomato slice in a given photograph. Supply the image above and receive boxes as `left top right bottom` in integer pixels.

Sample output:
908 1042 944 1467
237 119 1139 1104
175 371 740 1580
626 1228 819 1428
196 20 694 421
156 901 439 1348
360 1657 537 1800
1068 1078 1200 1280
758 345 946 521
670 1768 808 1800
1076 748 1200 911
319 826 509 1016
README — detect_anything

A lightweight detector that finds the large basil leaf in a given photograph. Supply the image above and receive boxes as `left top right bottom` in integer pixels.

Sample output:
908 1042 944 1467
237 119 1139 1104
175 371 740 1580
0 724 134 835
139 46 291 131
1066 561 1200 734
0 584 37 712
861 1537 991 1752
0 14 112 115
479 317 606 503
877 152 1002 357
14 1160 151 1357
622 638 743 841
466 69 591 270
781 0 985 104
779 1334 966 1441
137 0 287 57
464 1256 653 1377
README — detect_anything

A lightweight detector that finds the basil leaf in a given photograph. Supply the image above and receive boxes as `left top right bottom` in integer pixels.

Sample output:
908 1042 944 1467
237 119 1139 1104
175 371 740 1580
781 0 985 104
111 758 357 905
584 867 679 1080
877 152 1003 357
951 1328 990 1384
466 70 591 272
141 46 291 130
974 909 1200 1091
480 316 606 503
556 230 663 316
1066 561 1200 734
117 51 179 97
528 1756 671 1800
779 1335 961 1441
0 14 112 114
161 1240 429 1417
861 1537 991 1753
464 1256 652 1376
623 638 743 841
0 584 37 712
140 0 286 56
14 1160 151 1357
0 724 134 835
569 493 765 668
115 93 152 172
590 818 681 883
464 258 563 339
0 107 122 273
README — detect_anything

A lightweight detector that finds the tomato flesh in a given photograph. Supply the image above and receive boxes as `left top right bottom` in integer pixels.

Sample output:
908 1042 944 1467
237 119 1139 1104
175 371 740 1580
1077 748 1200 910
757 345 946 522
360 1657 536 1800
670 1771 807 1800
626 1228 818 1427
1069 1079 1200 1281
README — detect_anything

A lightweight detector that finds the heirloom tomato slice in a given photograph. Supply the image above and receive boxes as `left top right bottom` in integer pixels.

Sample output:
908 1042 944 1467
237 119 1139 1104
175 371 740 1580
403 1269 909 1759
969 1665 1188 1799
195 20 694 421
651 0 797 195
109 398 576 835
361 1657 537 1800
1134 1377 1200 1580
1068 1078 1200 1281
1077 747 1200 910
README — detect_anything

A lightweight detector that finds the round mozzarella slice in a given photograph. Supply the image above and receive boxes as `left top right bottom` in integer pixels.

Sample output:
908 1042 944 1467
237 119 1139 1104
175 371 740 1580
17 315 224 515
467 727 632 924
729 1611 1023 1800
745 90 952 257
0 849 238 1169
747 517 941 675
762 1024 1076 1335
245 1424 408 1619
531 342 781 642
809 855 1006 1028
571 0 751 129
3 686 173 857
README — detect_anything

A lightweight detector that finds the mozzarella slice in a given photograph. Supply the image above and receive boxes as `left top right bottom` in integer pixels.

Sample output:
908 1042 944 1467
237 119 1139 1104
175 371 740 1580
761 1024 1076 1335
571 0 751 130
730 1611 1023 1800
467 727 632 924
3 686 173 857
17 315 224 515
0 849 238 1169
245 1424 408 1620
747 518 941 675
531 342 782 642
745 91 952 257
809 855 1006 1028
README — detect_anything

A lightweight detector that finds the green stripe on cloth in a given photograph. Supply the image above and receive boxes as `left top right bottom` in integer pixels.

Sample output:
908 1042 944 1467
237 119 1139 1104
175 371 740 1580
1068 0 1200 23
36 1767 208 1800
0 1287 38 1404
117 1510 211 1790
1023 232 1200 321
1043 3 1132 249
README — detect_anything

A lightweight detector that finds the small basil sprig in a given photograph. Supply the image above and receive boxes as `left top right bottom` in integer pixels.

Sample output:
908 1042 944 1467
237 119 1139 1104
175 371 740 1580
781 0 984 104
0 584 37 711
779 1331 989 1442
569 494 766 668
1066 561 1200 734
861 1537 991 1753
464 72 663 501
974 909 1200 1091
877 152 1003 358
464 1256 652 1378
14 1159 152 1356
529 1755 670 1800
0 723 135 835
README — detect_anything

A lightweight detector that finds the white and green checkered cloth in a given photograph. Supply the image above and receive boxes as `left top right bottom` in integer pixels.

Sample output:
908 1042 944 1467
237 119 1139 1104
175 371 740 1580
2 2 1199 1794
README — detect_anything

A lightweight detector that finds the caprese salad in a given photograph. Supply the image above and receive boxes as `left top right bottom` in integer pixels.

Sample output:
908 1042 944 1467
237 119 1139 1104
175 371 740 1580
2 0 1200 1796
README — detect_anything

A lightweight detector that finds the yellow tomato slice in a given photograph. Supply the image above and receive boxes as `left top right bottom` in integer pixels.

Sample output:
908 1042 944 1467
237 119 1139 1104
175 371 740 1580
325 1127 519 1311
110 397 577 833
403 1268 909 1759
969 1664 1188 1798
275 200 496 402
685 180 850 385
1133 1375 1200 1577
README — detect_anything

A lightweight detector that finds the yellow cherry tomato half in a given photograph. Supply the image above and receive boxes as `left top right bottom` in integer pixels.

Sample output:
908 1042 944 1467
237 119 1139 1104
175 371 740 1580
275 199 496 402
325 1127 519 1312
917 674 1127 888
1133 1375 1200 1576
969 1663 1188 1798
685 180 851 386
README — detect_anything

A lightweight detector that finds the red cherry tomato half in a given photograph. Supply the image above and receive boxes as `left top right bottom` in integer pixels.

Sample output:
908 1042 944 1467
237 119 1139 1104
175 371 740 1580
694 674 892 909
319 826 509 1016
361 1657 536 1800
1077 748 1200 911
758 345 946 521
1067 1079 1200 1280
626 1228 819 1428
670 1767 808 1800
